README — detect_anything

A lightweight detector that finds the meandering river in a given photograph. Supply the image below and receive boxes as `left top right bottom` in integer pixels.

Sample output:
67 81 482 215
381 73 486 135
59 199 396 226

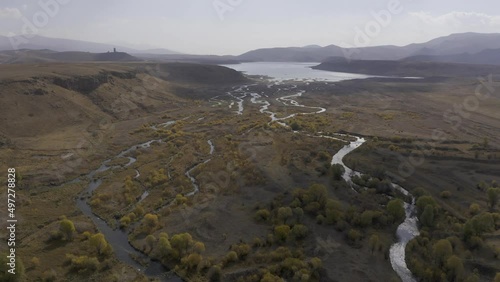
76 132 180 281
75 62 418 282
222 62 420 281
330 137 419 282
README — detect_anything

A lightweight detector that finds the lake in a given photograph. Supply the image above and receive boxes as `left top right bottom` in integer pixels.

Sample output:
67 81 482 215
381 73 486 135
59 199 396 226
221 62 373 82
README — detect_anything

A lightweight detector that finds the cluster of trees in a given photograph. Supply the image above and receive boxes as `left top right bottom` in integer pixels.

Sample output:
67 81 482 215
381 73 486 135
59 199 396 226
145 169 168 189
154 121 186 140
175 193 188 205
408 189 500 281
42 217 114 276
463 212 497 247
142 181 408 281
88 233 113 257
65 254 99 273
145 232 212 279
89 192 112 209
253 189 321 245
123 175 140 204
119 205 145 228
408 235 471 281
272 224 309 242
246 183 404 281
291 184 328 215
90 174 146 214
161 183 332 281
287 115 329 133
61 231 113 274
351 174 393 194
286 184 402 246
235 247 323 282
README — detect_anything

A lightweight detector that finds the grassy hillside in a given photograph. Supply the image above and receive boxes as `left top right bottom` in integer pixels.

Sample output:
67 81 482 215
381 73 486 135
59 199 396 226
0 62 247 185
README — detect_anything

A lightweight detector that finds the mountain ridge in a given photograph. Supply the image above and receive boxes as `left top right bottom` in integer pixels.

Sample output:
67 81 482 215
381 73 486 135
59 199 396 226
2 32 500 66
238 32 500 64
0 49 141 64
0 35 180 55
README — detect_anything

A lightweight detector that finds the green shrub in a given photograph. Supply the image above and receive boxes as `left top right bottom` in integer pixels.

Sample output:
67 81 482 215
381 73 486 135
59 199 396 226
290 121 301 131
170 233 194 257
469 203 481 215
224 251 238 265
207 265 222 282
445 255 464 281
41 269 57 282
274 225 291 242
182 253 202 270
420 205 435 228
89 233 113 257
387 199 405 223
347 229 362 243
432 239 452 266
143 213 159 233
487 188 500 210
330 164 345 181
369 234 381 253
255 209 271 222
59 219 75 241
175 194 188 205
440 191 452 199
325 199 343 224
291 224 308 240
463 212 495 240
119 216 131 228
416 196 437 215
66 254 99 273
231 243 251 259
252 237 263 248
277 207 293 224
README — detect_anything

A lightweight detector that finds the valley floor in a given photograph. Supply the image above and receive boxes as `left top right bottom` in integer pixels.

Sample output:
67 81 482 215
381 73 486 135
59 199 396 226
0 63 499 282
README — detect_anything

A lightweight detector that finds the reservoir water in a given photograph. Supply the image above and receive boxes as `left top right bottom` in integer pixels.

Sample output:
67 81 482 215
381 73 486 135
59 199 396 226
222 62 373 82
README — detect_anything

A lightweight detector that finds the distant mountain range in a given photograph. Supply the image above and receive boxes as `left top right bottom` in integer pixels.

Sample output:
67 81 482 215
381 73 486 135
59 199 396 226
238 32 500 65
0 49 140 64
0 35 179 55
2 32 500 66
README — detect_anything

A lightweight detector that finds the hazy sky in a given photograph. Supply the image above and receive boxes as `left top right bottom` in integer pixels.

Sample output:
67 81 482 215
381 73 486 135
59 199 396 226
1 0 499 55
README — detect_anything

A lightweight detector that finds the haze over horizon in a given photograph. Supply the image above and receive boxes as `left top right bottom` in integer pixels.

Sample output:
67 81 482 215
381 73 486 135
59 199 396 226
1 0 500 55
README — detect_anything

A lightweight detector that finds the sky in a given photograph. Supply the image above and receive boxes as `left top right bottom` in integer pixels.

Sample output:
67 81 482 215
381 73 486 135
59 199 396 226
0 0 499 55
